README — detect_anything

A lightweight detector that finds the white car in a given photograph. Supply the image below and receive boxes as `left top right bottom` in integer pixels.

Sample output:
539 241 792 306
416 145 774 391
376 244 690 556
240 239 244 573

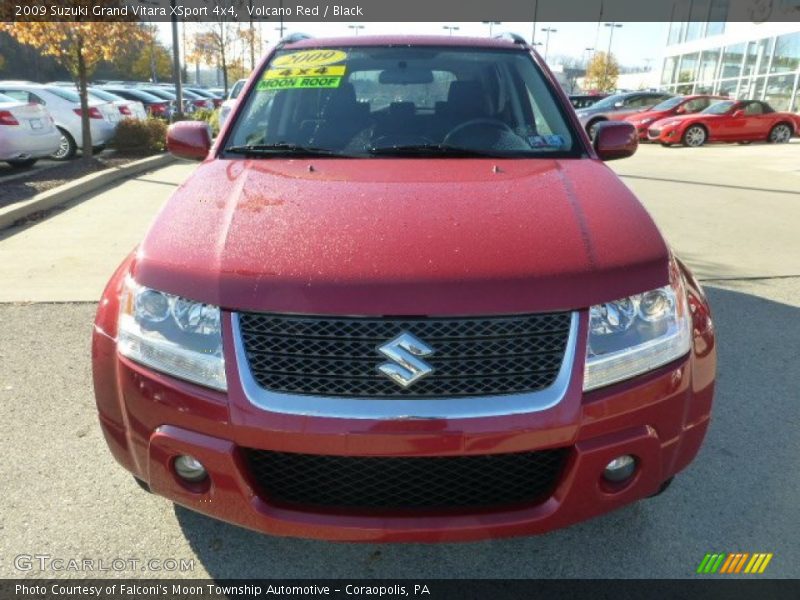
0 83 117 160
218 78 248 129
0 92 61 168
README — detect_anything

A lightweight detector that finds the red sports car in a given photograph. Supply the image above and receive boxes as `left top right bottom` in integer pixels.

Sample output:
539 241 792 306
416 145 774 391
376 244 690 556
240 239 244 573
93 34 716 542
647 99 798 147
625 95 724 141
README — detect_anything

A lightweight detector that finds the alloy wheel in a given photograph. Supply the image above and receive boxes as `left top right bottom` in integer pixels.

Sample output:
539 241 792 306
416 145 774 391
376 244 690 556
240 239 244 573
683 126 706 147
769 124 792 144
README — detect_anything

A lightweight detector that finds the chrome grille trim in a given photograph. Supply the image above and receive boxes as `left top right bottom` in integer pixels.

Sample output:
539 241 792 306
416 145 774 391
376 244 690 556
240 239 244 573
231 311 579 419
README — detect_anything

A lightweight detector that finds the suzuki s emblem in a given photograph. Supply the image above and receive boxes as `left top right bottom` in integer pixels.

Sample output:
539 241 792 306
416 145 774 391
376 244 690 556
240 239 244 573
377 332 435 388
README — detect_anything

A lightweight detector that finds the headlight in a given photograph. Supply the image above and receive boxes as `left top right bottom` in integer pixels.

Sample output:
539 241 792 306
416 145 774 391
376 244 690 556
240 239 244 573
117 278 227 391
583 274 692 391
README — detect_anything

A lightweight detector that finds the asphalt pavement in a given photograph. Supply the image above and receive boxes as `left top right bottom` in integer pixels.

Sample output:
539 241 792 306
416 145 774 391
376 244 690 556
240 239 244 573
0 142 798 578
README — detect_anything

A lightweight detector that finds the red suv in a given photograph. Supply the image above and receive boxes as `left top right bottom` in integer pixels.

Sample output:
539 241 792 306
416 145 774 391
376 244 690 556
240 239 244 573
93 34 716 543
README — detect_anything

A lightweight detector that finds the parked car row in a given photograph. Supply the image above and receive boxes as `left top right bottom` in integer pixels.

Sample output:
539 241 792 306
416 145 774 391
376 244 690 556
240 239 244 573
0 79 227 167
640 99 800 147
573 90 799 147
0 82 148 164
93 81 225 120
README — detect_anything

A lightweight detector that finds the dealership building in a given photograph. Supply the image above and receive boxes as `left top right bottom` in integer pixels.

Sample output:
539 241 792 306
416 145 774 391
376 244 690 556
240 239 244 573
659 20 800 112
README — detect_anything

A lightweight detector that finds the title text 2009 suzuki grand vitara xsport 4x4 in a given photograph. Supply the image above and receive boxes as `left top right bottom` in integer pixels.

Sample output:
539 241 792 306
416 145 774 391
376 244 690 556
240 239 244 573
93 34 715 542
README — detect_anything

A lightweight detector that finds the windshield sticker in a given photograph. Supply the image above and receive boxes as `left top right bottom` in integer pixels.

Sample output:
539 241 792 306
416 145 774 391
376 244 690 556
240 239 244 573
264 65 346 79
257 76 343 91
272 49 348 69
529 134 566 148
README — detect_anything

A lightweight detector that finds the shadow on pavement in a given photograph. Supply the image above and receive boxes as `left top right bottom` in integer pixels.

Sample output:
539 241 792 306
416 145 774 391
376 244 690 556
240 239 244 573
174 285 800 578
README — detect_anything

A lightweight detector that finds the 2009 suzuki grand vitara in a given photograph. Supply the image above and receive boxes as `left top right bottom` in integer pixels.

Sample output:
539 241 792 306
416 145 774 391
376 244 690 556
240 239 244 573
93 34 716 542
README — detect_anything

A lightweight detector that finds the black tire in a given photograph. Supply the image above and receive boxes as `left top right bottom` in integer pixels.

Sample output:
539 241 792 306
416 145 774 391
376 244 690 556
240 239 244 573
586 119 606 140
681 125 707 147
648 476 674 498
767 122 792 144
133 476 152 493
93 144 106 153
6 158 38 168
50 127 77 160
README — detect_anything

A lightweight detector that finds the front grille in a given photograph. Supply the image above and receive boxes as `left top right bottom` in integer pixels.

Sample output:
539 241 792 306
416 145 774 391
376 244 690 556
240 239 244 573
243 448 569 510
648 128 661 138
237 312 572 397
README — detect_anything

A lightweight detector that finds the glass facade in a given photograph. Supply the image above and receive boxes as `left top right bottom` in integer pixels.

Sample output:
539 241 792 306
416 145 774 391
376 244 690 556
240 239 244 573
667 0 728 44
661 31 800 112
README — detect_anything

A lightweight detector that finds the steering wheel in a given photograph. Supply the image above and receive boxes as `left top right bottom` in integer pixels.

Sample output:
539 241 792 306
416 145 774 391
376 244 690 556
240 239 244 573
443 118 514 144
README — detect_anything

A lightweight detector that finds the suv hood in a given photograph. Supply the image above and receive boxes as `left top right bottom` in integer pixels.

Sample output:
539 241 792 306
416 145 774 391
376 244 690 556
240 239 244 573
134 158 669 315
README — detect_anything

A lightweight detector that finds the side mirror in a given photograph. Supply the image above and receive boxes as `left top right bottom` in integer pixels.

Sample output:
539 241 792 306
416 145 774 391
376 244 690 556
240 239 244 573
166 121 211 161
732 110 745 118
675 106 686 114
614 101 624 108
593 121 638 161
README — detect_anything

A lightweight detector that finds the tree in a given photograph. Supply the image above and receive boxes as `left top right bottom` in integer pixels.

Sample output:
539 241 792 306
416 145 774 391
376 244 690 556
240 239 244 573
0 4 144 160
584 51 620 93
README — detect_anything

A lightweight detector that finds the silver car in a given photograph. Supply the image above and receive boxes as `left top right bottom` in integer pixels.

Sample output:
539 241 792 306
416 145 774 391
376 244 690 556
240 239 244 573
0 92 61 168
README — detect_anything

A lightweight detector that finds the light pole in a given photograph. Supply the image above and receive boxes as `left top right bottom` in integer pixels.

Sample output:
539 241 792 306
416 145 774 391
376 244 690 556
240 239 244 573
531 0 539 44
604 22 623 89
605 22 622 56
541 27 557 62
348 24 365 36
442 25 460 36
584 47 595 67
482 21 501 37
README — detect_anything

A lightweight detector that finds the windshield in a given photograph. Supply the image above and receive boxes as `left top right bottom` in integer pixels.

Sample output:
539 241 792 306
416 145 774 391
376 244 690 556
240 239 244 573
586 93 625 110
650 96 685 111
44 86 80 102
701 100 735 115
225 46 578 158
88 88 122 102
143 88 175 100
230 79 247 99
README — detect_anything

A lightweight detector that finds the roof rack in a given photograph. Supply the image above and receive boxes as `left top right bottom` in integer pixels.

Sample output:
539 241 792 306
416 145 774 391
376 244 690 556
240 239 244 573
494 32 528 45
277 33 313 48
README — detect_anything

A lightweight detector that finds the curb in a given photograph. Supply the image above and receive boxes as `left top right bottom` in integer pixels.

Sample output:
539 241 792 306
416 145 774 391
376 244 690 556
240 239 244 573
0 153 176 231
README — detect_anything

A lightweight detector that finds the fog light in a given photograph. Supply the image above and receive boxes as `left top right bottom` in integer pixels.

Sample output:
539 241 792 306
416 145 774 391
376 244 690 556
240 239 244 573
174 455 207 482
603 455 636 483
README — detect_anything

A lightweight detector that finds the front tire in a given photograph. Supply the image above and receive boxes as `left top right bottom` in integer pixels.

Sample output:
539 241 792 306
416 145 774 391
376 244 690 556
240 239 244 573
768 123 792 144
50 127 77 160
682 125 707 147
6 158 38 168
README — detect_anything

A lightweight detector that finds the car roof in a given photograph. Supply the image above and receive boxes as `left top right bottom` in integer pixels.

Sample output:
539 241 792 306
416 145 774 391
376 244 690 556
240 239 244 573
283 34 521 50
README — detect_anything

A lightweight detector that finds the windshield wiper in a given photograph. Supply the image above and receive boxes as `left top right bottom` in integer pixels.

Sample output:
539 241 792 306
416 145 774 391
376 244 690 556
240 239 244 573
367 144 502 158
225 143 340 157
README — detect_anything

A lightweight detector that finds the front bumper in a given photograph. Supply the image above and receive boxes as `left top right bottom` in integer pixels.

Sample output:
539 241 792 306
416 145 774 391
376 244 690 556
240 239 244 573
647 126 679 143
93 262 715 543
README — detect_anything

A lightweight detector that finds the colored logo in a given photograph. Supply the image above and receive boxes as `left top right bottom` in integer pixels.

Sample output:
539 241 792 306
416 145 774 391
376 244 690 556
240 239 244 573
697 553 773 574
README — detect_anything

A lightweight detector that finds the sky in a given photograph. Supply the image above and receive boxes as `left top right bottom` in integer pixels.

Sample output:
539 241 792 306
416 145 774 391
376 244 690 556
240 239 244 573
159 21 668 69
